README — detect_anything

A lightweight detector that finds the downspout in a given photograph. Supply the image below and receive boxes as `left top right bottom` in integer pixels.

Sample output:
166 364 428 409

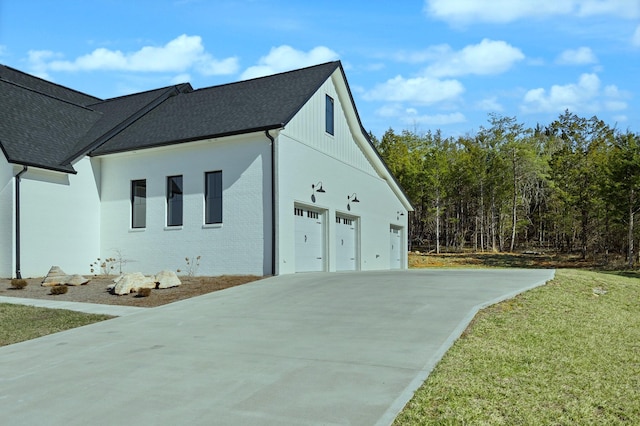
14 165 28 279
265 130 277 276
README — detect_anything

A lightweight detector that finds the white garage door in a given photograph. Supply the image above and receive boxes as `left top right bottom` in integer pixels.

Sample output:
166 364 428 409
336 215 357 271
295 207 325 272
390 227 402 269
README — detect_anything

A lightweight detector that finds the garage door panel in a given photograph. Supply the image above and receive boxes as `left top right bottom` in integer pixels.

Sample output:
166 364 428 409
295 207 324 272
390 227 401 269
336 215 357 271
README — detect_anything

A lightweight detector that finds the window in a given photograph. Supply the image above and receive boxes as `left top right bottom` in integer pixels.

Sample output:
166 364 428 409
325 94 334 135
131 180 146 228
167 175 183 226
205 171 223 224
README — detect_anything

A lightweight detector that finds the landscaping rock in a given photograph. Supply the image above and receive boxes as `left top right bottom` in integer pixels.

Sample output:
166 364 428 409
155 270 181 289
41 266 68 286
64 274 90 286
112 272 156 295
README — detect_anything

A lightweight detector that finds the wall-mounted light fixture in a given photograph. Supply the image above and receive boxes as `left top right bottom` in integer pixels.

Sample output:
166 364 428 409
312 182 326 193
311 181 326 203
347 193 360 211
397 210 405 220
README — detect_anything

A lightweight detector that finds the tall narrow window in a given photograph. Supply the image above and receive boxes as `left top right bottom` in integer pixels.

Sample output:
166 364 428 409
131 179 146 228
205 171 223 224
167 175 183 226
325 94 334 135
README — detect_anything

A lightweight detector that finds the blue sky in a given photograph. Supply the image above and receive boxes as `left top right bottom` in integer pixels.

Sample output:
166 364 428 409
1 0 638 138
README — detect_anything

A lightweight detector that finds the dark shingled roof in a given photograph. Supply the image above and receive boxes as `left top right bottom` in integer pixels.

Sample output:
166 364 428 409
1 61 342 171
0 64 100 106
91 61 340 155
0 79 102 173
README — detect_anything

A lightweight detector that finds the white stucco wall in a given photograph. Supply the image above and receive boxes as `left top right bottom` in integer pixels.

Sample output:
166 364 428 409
18 157 102 277
276 71 409 274
99 135 272 277
0 156 14 277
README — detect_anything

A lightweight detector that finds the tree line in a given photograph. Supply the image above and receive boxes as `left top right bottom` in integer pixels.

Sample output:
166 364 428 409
372 110 640 267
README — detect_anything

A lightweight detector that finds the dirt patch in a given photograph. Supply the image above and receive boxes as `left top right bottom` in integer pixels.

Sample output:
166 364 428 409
0 275 265 308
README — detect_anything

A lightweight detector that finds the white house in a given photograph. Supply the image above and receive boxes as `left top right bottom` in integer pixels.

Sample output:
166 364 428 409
0 61 413 278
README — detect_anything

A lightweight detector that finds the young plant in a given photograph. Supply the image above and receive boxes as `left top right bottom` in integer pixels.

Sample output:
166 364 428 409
136 287 152 297
50 285 68 295
178 256 202 277
90 258 116 275
10 279 28 289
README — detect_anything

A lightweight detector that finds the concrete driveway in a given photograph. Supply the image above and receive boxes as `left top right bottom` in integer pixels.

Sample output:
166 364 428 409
0 269 554 425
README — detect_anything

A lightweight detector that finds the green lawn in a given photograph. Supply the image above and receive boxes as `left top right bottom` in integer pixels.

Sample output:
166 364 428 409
394 269 640 425
0 304 112 347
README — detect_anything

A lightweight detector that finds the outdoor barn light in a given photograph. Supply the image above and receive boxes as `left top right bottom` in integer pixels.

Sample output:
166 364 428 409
311 181 326 203
312 182 326 193
397 210 405 220
347 193 360 211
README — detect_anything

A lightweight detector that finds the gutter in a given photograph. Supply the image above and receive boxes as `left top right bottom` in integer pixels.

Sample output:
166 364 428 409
14 165 28 279
265 130 277 276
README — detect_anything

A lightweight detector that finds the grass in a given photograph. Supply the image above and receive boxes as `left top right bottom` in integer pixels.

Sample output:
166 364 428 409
0 304 112 347
394 267 640 425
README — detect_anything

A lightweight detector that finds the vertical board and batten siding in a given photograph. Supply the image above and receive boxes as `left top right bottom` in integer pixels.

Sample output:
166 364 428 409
277 71 408 274
17 157 102 277
282 76 378 178
0 156 14 277
99 135 272 276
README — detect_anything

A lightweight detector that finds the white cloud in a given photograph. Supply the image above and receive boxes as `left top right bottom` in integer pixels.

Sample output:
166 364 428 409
521 73 628 114
477 96 504 112
28 34 239 76
633 25 640 47
401 111 467 126
425 39 524 77
556 47 597 65
171 73 191 84
364 75 464 105
240 45 339 80
425 0 639 24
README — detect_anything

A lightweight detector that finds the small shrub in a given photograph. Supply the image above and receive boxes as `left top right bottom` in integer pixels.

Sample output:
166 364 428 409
10 279 28 289
136 287 152 297
180 255 202 277
50 285 68 295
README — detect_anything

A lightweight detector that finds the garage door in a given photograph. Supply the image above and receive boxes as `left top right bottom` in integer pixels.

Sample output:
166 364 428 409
390 227 402 269
294 207 325 272
336 215 357 271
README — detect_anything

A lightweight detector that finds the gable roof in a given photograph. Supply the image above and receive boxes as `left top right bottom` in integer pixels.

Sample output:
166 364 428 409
0 61 341 171
91 61 340 155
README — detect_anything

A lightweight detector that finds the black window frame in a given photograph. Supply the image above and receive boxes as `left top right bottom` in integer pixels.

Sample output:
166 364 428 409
204 171 223 224
131 179 147 229
325 94 334 135
166 175 183 227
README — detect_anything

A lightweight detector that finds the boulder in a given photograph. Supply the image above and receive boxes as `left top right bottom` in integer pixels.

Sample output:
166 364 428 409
41 266 68 286
64 274 90 286
155 270 181 289
112 272 156 295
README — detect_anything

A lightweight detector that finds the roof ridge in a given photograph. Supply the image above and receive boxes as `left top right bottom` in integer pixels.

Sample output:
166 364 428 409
87 82 193 106
0 64 101 102
191 60 341 93
0 78 100 112
61 84 192 165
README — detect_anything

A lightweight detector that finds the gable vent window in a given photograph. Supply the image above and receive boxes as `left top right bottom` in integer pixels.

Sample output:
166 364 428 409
167 175 183 226
205 171 223 224
131 179 146 229
325 94 334 135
